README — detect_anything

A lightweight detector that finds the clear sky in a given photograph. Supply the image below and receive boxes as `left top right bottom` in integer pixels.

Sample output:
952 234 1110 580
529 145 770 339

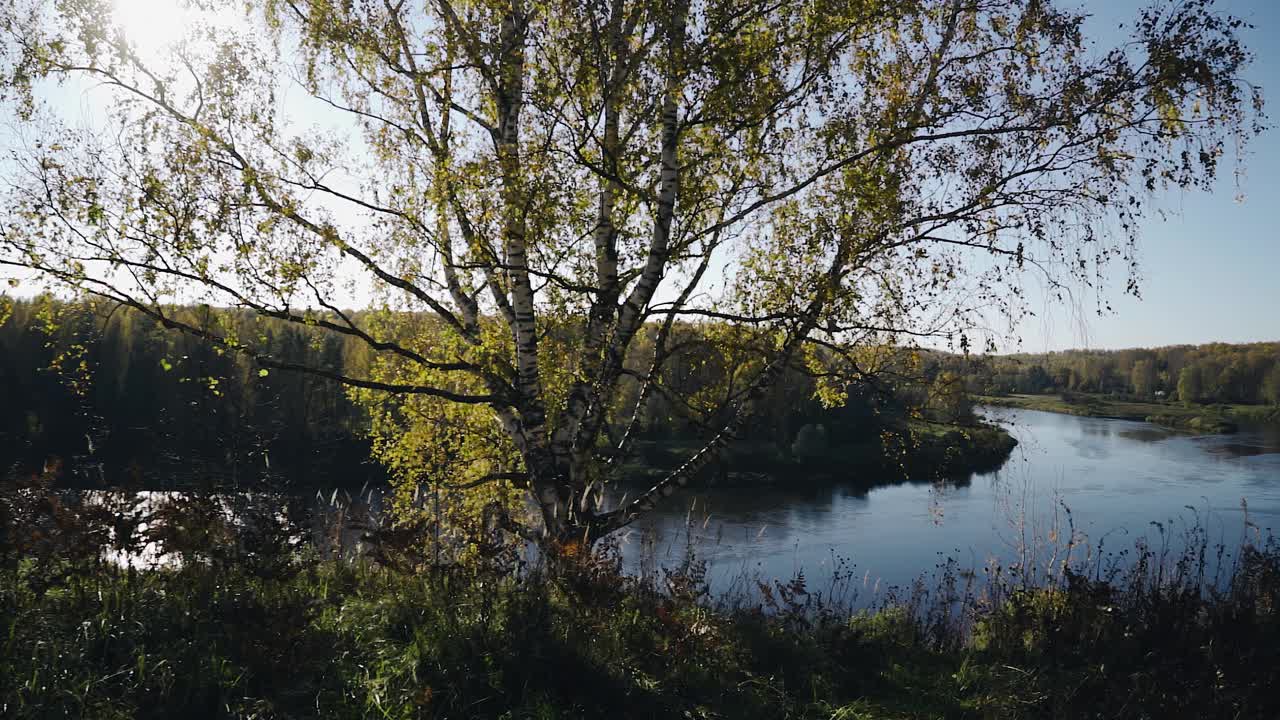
1017 0 1280 352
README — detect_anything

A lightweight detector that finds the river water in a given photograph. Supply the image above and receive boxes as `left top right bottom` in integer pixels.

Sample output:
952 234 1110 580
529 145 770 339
65 407 1280 595
609 407 1280 599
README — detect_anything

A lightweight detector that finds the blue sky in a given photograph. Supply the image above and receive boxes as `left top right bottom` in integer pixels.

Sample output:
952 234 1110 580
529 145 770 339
1018 0 1280 351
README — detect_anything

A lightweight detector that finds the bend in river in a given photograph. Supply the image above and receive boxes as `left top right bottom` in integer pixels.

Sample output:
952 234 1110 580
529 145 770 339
62 407 1280 595
608 407 1280 599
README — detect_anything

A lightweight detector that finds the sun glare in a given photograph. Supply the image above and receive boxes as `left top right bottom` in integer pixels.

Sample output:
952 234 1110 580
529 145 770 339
110 0 203 53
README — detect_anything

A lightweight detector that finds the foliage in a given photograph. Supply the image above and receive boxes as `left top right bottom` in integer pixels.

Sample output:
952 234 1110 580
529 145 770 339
0 0 1263 547
960 342 1280 406
2 296 1011 492
0 296 375 489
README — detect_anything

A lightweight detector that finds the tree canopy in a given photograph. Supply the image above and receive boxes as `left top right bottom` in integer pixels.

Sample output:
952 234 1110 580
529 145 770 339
961 342 1280 404
0 0 1262 547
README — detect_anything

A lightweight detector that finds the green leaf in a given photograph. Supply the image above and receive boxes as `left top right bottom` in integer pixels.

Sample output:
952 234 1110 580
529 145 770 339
258 368 270 377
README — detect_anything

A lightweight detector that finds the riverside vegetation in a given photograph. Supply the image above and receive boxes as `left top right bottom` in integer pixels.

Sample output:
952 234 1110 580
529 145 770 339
973 392 1266 435
3 475 1279 719
0 297 1016 491
956 344 1280 434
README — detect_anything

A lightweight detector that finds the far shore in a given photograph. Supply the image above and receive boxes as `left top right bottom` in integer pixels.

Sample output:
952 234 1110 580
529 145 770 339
976 392 1280 434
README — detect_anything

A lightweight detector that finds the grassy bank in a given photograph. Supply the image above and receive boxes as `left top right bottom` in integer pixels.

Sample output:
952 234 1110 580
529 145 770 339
977 392 1280 434
5 542 1279 719
3 495 1279 718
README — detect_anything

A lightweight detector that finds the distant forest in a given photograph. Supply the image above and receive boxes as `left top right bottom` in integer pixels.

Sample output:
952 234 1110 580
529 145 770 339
961 343 1280 405
0 298 376 489
14 298 1268 491
1 298 963 489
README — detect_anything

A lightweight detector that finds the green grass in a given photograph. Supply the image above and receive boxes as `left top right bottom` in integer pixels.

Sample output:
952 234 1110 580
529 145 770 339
0 558 974 719
895 420 1018 478
4 532 1280 719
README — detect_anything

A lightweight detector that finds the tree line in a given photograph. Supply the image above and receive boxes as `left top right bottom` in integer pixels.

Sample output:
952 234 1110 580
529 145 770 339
958 343 1280 405
0 297 376 488
2 297 982 490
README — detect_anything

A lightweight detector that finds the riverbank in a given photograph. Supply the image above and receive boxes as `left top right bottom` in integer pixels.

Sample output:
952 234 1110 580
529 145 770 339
624 419 1017 488
5 436 1279 719
4 534 1278 719
976 392 1280 434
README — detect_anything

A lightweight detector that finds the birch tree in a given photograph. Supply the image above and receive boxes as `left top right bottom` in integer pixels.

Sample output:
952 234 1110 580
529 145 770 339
0 0 1261 550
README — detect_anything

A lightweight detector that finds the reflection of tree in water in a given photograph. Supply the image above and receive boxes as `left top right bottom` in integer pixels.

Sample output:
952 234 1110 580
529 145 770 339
1118 428 1175 444
1197 432 1280 459
1079 419 1116 438
1210 443 1270 458
612 469 973 527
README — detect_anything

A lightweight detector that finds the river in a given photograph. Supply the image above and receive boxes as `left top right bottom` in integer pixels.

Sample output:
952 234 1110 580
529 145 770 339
64 407 1280 594
609 407 1280 600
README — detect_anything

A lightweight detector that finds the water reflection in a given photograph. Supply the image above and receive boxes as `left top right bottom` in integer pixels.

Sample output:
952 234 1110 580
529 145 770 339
78 487 386 568
67 407 1280 601
610 407 1280 598
1193 426 1280 459
1118 428 1174 443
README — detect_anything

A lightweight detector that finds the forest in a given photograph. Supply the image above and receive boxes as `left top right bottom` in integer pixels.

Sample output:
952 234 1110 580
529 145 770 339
0 297 373 489
0 296 1003 490
10 294 1277 498
958 344 1280 405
